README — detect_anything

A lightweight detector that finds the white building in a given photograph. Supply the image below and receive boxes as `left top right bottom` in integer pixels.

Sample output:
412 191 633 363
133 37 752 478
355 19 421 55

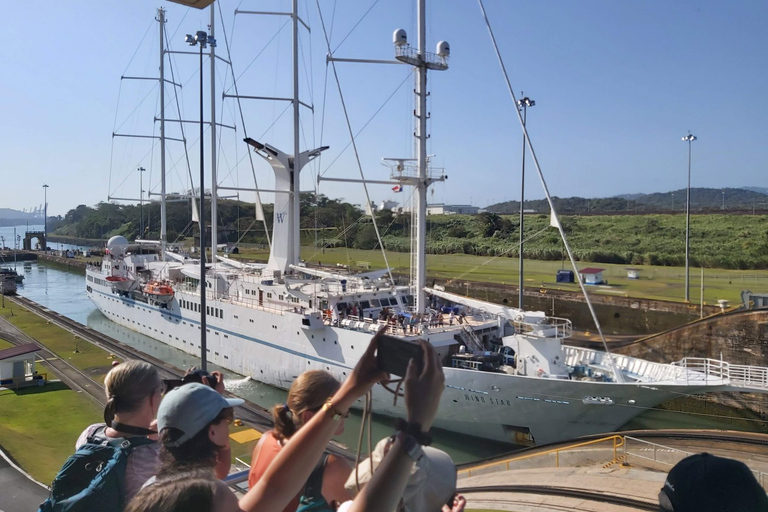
578 268 605 285
0 343 42 388
426 204 479 215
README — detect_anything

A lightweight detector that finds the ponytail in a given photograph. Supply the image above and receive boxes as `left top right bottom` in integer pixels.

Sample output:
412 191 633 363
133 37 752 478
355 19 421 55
104 395 118 427
272 403 297 441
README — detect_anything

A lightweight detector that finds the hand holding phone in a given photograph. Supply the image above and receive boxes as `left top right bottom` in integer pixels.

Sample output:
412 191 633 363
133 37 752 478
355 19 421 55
376 334 424 377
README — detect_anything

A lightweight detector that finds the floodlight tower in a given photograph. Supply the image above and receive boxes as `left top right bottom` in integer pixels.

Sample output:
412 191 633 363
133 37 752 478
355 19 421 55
682 132 697 302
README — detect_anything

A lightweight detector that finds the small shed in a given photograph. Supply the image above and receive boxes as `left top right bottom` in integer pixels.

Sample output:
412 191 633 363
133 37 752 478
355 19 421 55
626 267 640 280
579 268 605 285
0 343 43 388
556 270 574 283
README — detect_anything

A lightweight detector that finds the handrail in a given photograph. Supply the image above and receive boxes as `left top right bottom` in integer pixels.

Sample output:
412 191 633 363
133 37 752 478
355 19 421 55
458 435 625 477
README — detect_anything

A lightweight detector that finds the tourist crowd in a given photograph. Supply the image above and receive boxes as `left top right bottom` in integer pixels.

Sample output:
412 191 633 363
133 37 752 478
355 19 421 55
38 329 767 512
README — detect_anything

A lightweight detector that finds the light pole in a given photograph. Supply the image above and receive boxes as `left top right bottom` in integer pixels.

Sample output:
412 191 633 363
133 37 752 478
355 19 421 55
721 189 725 211
185 29 215 371
516 95 534 310
42 184 49 252
682 132 697 302
137 167 146 238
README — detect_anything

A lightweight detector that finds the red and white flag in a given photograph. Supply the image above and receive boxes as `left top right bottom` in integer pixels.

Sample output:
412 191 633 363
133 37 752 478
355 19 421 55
392 185 403 193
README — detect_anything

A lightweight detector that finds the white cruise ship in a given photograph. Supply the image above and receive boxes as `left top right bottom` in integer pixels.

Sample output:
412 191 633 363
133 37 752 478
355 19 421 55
86 1 768 446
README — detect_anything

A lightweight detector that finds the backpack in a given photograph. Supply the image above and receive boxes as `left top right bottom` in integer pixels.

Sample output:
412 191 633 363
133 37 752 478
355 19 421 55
38 426 155 512
297 454 335 512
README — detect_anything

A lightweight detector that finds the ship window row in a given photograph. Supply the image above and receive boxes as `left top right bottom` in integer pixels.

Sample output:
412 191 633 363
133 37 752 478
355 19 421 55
94 278 108 287
206 306 223 319
180 299 201 313
87 275 94 282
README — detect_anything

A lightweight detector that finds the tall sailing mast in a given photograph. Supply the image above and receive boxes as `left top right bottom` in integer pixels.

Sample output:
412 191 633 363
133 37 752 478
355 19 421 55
394 0 449 314
158 8 167 258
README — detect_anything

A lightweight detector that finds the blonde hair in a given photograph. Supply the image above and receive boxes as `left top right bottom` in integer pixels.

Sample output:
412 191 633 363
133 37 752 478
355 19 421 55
103 360 161 427
272 370 340 441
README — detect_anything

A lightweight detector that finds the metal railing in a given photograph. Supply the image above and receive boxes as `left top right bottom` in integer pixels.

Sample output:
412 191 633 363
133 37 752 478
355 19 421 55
671 358 768 389
513 316 572 339
458 435 625 478
623 436 768 491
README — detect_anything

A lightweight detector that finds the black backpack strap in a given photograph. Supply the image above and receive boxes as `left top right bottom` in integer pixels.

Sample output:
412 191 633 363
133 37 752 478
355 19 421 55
302 453 329 503
88 425 155 451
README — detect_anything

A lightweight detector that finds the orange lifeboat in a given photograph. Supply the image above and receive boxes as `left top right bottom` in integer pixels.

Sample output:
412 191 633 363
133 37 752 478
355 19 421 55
143 280 175 304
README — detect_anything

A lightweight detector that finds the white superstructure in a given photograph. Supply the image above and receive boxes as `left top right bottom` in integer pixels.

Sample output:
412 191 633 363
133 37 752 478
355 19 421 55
87 1 768 446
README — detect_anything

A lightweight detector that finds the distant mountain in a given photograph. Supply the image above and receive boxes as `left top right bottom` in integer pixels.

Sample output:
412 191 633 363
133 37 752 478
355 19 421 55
742 186 768 195
486 187 768 214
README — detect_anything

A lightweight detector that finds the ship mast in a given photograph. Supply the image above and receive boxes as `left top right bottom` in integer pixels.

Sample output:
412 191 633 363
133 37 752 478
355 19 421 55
209 5 218 264
395 0 449 314
158 8 167 258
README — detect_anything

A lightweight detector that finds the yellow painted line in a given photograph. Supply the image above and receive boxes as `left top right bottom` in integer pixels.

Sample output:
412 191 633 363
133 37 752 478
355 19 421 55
230 428 262 444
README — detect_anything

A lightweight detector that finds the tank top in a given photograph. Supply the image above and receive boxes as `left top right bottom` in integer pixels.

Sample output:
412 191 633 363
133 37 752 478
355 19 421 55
248 431 300 512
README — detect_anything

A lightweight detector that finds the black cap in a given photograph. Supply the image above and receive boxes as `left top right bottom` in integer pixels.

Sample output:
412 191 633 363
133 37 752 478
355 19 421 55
662 453 768 512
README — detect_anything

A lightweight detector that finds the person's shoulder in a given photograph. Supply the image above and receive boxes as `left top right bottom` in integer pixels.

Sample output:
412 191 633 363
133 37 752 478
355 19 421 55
75 423 106 449
213 479 241 512
326 454 352 472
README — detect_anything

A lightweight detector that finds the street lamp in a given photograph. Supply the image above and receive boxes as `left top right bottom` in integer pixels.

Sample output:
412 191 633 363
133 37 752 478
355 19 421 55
185 29 216 371
516 94 534 310
682 132 697 302
137 167 146 238
42 184 49 252
721 189 725 211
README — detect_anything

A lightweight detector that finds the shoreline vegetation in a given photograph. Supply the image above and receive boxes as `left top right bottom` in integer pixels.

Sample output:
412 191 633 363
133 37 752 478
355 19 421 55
47 195 768 271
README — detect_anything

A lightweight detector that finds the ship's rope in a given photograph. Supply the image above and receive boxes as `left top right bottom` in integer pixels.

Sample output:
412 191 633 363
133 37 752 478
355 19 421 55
444 225 552 287
477 0 623 382
218 1 273 248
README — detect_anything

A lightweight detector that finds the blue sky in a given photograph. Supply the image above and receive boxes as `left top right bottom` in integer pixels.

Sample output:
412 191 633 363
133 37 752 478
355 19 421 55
2 0 766 216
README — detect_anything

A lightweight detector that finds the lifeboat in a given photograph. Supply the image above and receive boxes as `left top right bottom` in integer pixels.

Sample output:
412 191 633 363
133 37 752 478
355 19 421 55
143 280 175 304
106 274 135 292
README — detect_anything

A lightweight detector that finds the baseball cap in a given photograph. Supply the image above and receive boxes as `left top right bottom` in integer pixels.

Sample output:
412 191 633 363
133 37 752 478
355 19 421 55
345 437 457 512
157 383 244 447
660 453 768 512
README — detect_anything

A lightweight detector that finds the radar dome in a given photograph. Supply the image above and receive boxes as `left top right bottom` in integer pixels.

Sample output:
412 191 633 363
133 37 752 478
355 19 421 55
107 236 129 256
107 235 129 247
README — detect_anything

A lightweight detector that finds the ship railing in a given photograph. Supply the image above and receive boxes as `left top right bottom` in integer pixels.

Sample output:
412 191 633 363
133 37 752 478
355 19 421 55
564 346 687 383
389 163 446 182
513 316 572 339
671 357 768 389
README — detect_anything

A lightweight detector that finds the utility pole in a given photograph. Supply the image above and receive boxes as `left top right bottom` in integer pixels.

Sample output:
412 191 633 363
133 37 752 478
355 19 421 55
516 94 534 310
682 132 696 302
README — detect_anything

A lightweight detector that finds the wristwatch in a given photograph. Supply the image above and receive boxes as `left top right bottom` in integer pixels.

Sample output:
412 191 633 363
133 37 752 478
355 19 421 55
322 397 350 421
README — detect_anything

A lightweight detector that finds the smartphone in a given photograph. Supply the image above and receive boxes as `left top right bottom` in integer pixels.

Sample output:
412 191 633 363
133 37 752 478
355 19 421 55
376 335 424 377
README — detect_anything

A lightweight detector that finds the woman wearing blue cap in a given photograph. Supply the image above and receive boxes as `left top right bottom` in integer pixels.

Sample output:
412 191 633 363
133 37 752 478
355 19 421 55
127 332 446 512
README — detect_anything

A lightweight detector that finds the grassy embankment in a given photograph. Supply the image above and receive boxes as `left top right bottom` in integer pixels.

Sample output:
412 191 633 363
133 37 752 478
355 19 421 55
231 245 768 304
0 305 104 483
0 302 259 482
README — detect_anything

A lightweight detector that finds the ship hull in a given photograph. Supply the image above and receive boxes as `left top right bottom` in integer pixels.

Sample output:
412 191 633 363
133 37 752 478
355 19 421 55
86 269 720 445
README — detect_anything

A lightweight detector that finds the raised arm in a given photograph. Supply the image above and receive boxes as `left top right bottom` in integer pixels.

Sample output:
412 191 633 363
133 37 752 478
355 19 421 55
238 334 387 512
346 340 445 512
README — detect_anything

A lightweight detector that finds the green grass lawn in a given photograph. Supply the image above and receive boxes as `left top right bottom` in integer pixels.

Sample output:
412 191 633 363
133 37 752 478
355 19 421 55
0 303 118 383
0 382 102 484
231 246 767 304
